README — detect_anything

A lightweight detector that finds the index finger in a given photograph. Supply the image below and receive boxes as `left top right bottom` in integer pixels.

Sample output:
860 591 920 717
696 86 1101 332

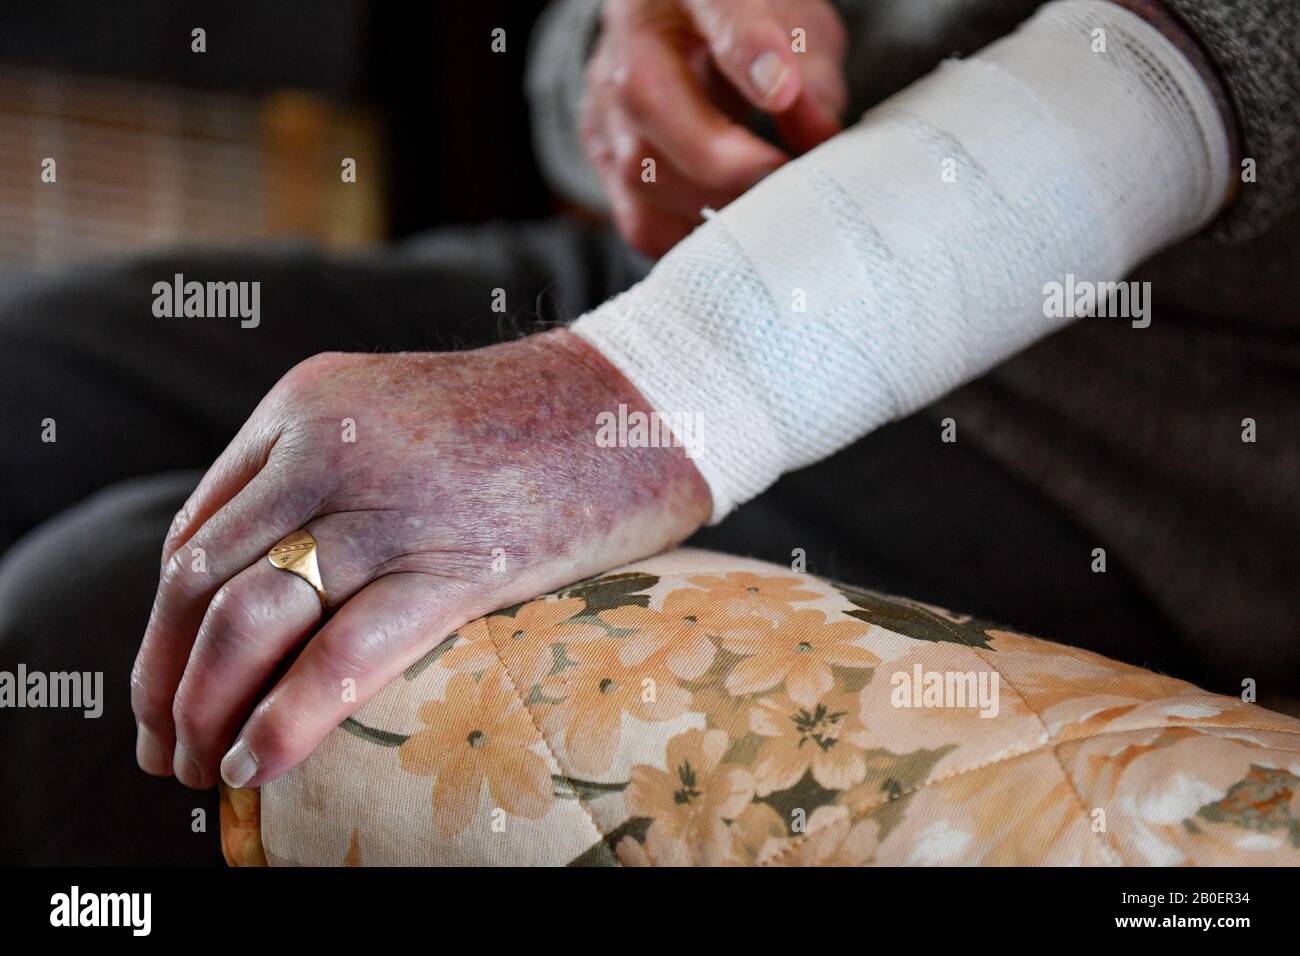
614 32 789 193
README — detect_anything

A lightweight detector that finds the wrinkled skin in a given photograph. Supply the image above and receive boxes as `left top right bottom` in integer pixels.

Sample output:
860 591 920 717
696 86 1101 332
583 0 848 257
131 331 712 790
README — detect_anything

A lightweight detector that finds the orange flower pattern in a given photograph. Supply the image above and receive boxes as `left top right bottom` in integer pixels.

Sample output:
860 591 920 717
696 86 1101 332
398 669 553 837
227 558 1300 866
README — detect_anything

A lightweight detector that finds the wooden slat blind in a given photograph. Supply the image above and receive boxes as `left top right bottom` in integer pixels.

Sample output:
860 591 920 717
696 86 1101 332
0 66 385 274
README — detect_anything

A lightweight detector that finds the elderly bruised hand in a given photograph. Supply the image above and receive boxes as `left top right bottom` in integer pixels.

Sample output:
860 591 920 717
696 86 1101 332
130 330 711 790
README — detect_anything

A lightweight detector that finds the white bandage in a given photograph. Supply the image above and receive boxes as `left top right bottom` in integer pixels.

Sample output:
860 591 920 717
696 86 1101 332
572 0 1230 520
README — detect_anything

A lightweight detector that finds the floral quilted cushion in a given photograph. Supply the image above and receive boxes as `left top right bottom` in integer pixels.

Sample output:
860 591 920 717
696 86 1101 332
222 549 1300 866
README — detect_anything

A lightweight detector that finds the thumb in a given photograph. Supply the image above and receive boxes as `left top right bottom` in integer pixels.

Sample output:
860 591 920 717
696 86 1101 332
685 0 802 112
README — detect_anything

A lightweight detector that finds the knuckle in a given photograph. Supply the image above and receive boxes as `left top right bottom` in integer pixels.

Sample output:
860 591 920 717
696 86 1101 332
271 462 332 520
129 665 169 730
160 547 203 603
246 705 292 768
171 693 202 743
282 351 344 391
164 504 192 551
203 582 265 652
690 146 729 188
315 628 373 684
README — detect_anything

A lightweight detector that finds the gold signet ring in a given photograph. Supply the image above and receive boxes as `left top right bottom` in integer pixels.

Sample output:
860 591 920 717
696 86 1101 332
267 529 326 608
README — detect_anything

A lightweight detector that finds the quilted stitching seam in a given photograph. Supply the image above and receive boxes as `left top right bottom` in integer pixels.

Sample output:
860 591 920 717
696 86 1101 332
969 645 1125 866
759 733 1043 866
483 629 623 867
759 719 1300 866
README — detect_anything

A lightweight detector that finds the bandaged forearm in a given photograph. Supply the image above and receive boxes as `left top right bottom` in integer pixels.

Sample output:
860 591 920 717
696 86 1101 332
571 0 1230 520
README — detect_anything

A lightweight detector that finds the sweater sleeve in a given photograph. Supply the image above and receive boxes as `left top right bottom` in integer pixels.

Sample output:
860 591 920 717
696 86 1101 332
525 0 610 212
1160 0 1300 240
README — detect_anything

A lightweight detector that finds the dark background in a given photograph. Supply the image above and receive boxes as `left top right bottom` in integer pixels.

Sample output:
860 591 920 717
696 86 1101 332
0 0 554 242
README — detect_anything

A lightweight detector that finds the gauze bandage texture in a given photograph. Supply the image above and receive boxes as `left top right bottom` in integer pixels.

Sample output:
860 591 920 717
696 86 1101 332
572 0 1230 521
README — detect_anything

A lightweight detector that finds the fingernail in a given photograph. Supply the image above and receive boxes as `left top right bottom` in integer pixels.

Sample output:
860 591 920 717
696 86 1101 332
173 741 202 788
750 52 791 101
136 724 170 775
221 738 258 788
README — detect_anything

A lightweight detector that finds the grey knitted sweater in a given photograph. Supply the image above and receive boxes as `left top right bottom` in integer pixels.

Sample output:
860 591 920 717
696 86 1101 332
527 0 1300 684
